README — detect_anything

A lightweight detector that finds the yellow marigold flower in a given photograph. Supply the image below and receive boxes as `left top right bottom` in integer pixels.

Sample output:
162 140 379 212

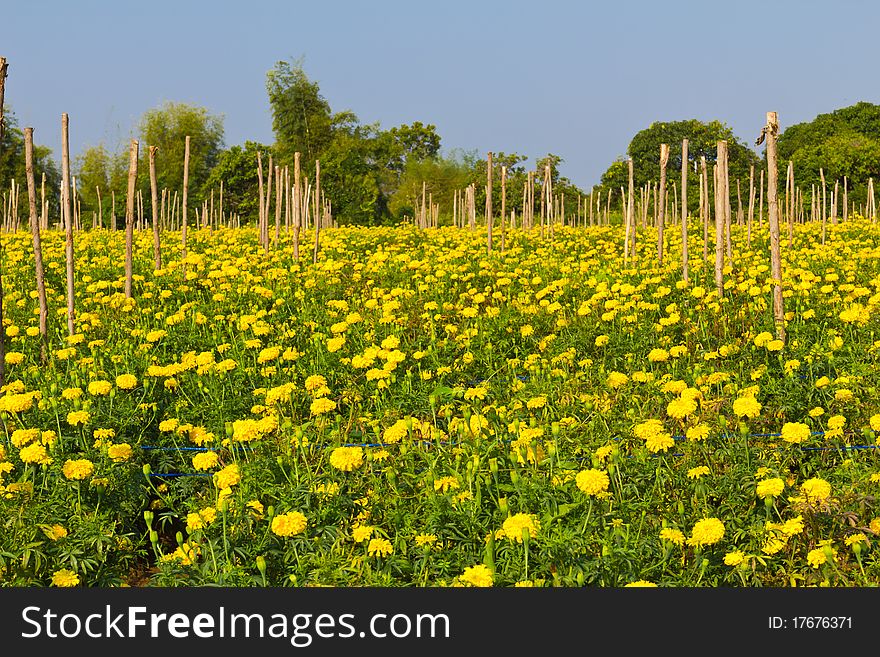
352 525 375 543
66 410 91 427
687 517 725 547
115 374 138 390
766 339 784 352
780 422 810 444
807 547 833 568
575 468 610 496
19 443 52 465
367 537 393 557
624 580 657 587
415 533 437 547
501 513 540 542
645 430 675 453
271 511 307 537
51 569 80 587
310 397 337 415
329 446 363 471
186 513 205 533
304 374 328 393
724 551 745 566
107 443 132 462
383 419 409 444
753 331 773 347
687 466 710 480
733 395 761 418
606 371 628 388
11 428 40 448
647 348 669 362
87 380 112 396
41 524 68 541
192 451 219 471
686 424 710 442
835 388 854 402
801 477 831 502
845 533 867 548
433 476 459 493
756 478 785 499
464 386 488 401
62 387 83 400
158 418 179 432
213 463 241 489
62 459 95 480
526 395 547 409
660 528 685 546
460 564 493 587
667 396 697 419
809 407 825 418
4 352 24 365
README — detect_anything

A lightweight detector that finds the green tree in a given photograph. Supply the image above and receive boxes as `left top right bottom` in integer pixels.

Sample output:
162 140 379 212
74 143 128 223
0 110 62 221
388 154 472 222
598 119 761 214
138 101 224 204
777 102 880 206
202 141 273 224
266 59 334 166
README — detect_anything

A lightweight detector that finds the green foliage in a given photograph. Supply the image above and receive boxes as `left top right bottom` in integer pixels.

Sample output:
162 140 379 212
74 143 129 224
201 141 273 225
0 110 62 221
599 119 761 214
138 101 225 204
266 59 334 167
778 102 880 205
388 154 472 221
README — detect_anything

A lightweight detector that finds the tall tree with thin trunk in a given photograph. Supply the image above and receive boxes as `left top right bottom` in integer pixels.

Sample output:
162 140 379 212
24 128 49 362
150 146 161 269
62 113 75 336
657 144 668 265
125 139 139 298
681 139 689 282
759 112 784 341
181 135 190 262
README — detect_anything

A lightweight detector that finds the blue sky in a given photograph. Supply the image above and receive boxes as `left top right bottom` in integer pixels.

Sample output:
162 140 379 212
4 0 878 189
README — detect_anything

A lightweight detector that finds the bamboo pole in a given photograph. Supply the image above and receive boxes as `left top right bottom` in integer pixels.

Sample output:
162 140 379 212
181 135 190 262
681 138 689 282
761 112 784 341
625 159 634 265
500 165 506 252
24 128 49 362
658 144 668 266
747 165 755 247
714 142 726 298
274 164 281 247
701 156 709 262
150 146 161 269
0 56 6 387
124 139 138 298
486 151 493 253
293 152 301 260
62 113 75 336
41 172 47 230
843 176 848 222
313 160 321 264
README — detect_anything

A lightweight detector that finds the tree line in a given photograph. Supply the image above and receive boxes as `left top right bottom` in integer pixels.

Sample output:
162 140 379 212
2 59 880 228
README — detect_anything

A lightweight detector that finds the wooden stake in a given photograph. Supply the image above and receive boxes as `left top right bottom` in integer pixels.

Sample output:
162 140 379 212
24 127 49 361
181 135 190 262
760 112 784 341
62 113 75 336
681 138 689 282
658 144 668 266
125 139 138 298
150 146 161 269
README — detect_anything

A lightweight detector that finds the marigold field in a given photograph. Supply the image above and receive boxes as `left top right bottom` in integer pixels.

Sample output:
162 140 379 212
2 220 880 587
